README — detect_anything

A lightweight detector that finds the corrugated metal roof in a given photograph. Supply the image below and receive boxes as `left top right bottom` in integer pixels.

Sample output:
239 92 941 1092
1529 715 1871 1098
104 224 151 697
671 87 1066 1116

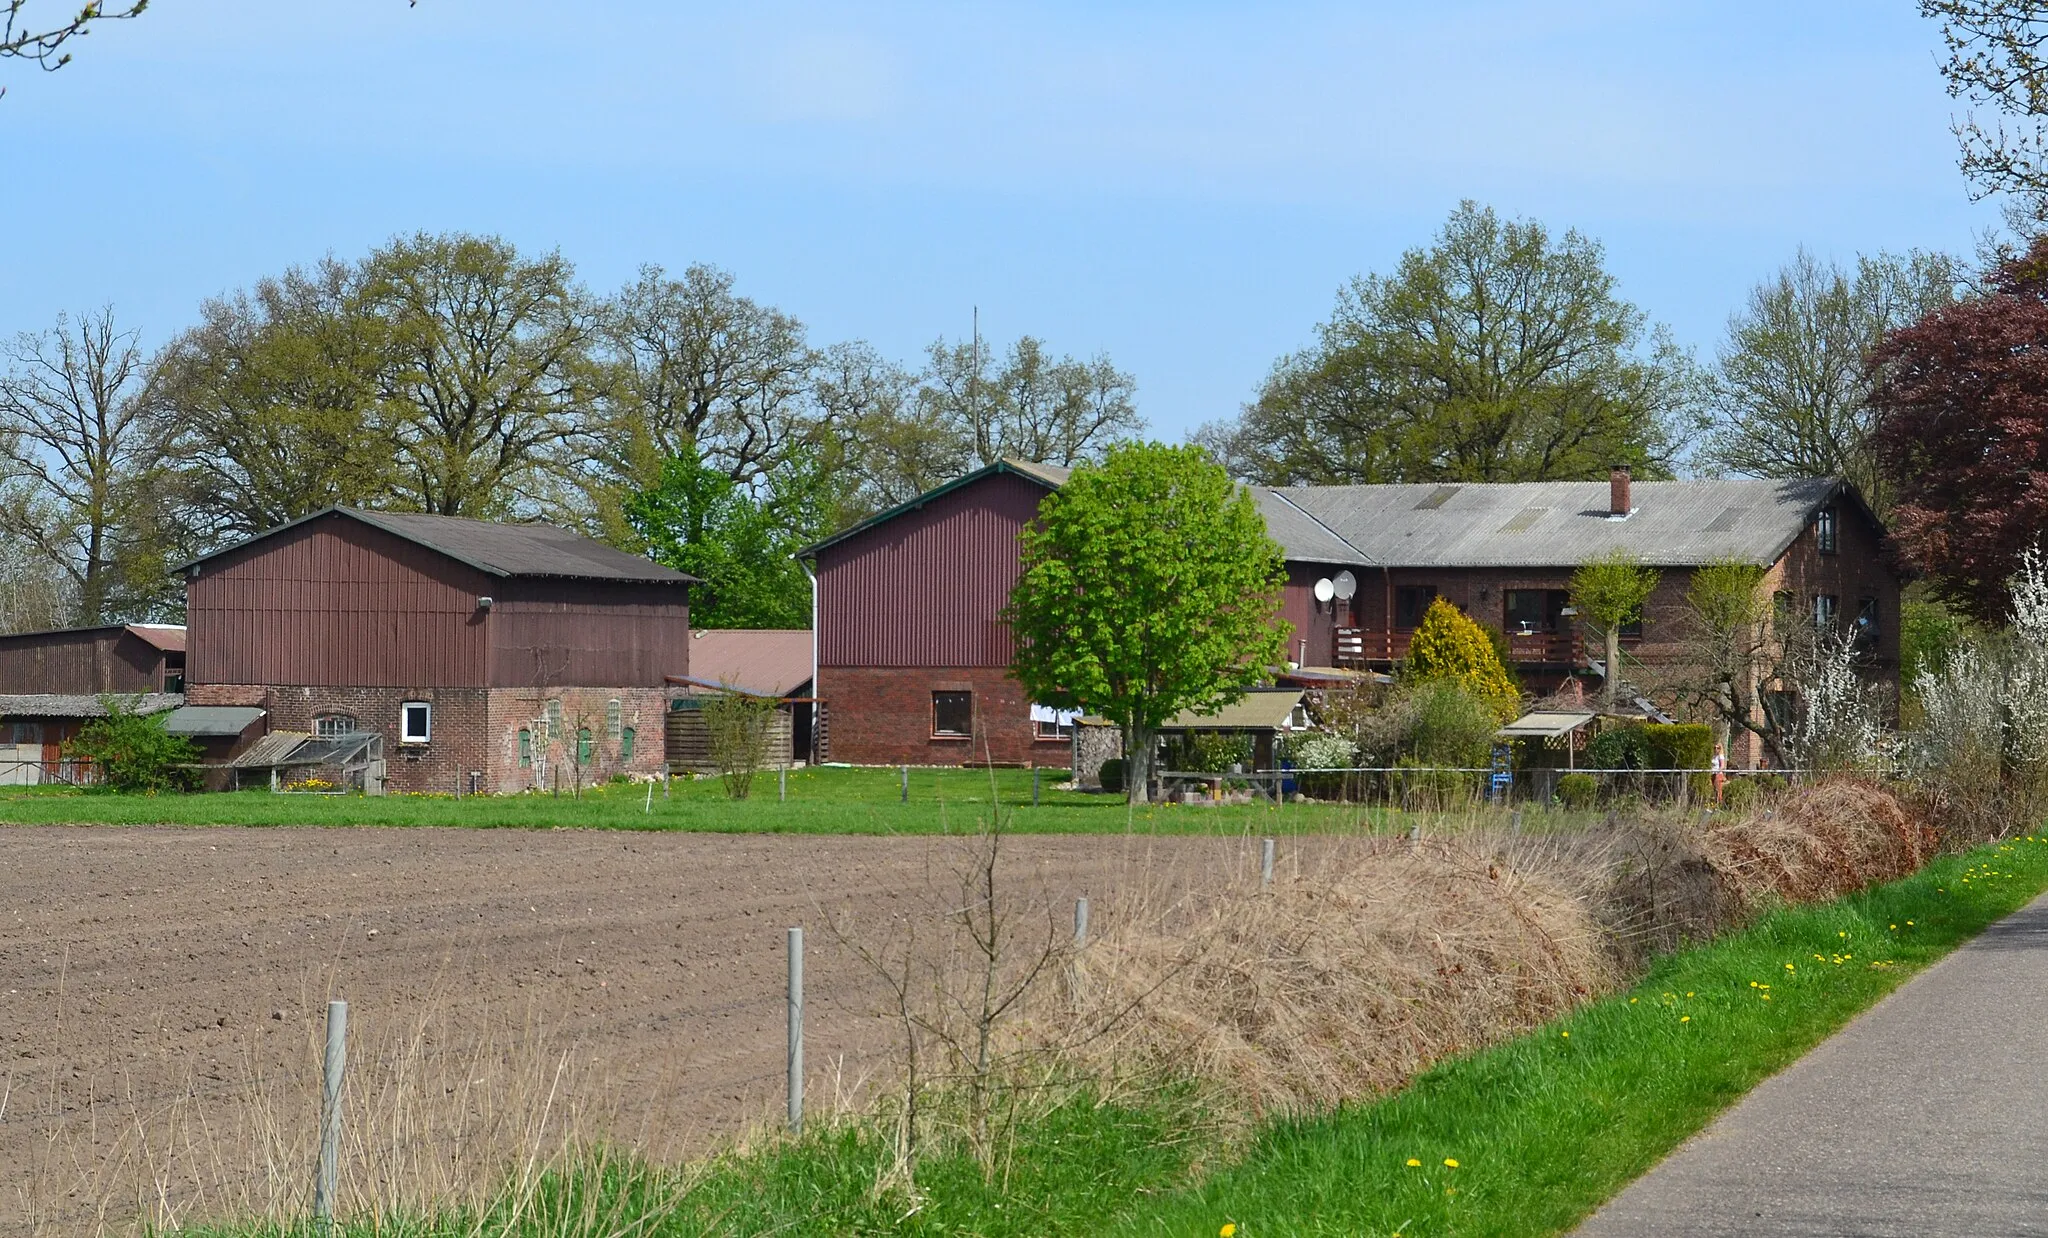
126 624 186 652
161 705 264 736
0 692 182 718
1161 688 1305 731
185 509 696 583
683 629 813 697
229 731 311 768
1498 710 1597 739
1275 478 1843 568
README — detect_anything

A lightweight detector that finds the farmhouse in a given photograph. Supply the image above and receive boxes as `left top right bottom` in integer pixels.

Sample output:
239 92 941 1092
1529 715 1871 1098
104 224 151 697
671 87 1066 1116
802 461 1899 769
180 507 693 794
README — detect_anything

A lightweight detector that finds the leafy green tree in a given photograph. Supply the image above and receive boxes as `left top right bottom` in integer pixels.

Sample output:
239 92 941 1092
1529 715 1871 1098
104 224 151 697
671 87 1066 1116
1200 201 1694 486
1402 597 1522 722
1704 248 1959 515
1006 443 1286 802
1570 550 1661 710
155 259 398 542
66 697 199 793
362 232 600 519
1922 0 2048 205
624 445 822 629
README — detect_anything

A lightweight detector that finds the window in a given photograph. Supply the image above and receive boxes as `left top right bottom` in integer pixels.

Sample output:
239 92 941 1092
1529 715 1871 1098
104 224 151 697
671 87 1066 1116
400 701 431 744
1503 589 1569 634
606 698 623 741
1814 594 1839 629
164 670 185 693
545 698 563 732
620 726 636 761
1394 585 1438 631
1855 597 1879 651
932 690 973 737
315 714 357 738
577 728 593 765
1620 616 1644 641
518 728 532 768
1816 505 1838 554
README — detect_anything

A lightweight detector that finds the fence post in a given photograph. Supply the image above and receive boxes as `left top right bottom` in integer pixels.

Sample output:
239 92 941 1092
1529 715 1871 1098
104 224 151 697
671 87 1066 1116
787 927 804 1132
1068 896 1090 1009
1511 808 1523 836
313 999 347 1232
1033 764 1041 807
1261 837 1276 886
664 769 671 799
1073 895 1089 948
900 765 908 803
780 763 787 803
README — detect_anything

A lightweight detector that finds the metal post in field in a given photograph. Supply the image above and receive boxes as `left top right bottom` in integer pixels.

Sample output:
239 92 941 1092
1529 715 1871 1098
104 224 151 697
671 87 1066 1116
664 769 671 799
1073 895 1089 948
1511 808 1523 836
313 999 347 1231
1261 837 1276 886
787 927 804 1132
1033 764 1041 807
1068 896 1090 1009
900 765 908 803
780 764 787 802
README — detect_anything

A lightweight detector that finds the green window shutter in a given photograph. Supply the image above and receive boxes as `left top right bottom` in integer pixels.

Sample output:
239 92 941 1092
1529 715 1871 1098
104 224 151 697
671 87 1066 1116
518 728 532 768
621 726 636 761
577 728 592 764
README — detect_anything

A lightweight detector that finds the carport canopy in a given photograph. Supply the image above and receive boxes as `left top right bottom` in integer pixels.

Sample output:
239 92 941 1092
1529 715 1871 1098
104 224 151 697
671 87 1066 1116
1497 709 1597 740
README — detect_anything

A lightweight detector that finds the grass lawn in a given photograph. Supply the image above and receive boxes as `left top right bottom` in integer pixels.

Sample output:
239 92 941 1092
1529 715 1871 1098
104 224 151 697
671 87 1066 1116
0 765 1605 836
0 765 1358 834
177 833 2048 1237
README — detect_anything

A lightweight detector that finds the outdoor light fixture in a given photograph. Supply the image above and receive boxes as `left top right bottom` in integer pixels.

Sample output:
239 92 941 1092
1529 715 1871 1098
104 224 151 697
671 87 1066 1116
478 596 494 611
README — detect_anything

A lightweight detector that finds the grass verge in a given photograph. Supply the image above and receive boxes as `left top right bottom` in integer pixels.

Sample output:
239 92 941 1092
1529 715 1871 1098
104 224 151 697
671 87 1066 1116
176 833 2048 1237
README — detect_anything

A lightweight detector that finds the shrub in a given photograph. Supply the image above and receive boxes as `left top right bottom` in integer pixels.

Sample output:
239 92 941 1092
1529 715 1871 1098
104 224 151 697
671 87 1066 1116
1097 758 1125 794
65 698 200 793
1288 731 1357 771
1701 777 1936 907
1587 724 1651 771
1556 772 1598 810
700 690 777 800
1404 680 1498 768
1397 756 1478 810
1720 778 1760 813
1404 598 1522 722
1757 773 1789 795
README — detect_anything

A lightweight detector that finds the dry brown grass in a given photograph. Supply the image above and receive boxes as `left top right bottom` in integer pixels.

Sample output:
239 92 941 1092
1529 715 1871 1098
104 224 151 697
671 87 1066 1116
1059 835 1617 1116
1700 777 1938 908
14 993 689 1237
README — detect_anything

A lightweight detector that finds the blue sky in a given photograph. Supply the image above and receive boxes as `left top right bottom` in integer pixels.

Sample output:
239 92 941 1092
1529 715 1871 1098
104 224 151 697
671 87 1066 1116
0 1 2002 441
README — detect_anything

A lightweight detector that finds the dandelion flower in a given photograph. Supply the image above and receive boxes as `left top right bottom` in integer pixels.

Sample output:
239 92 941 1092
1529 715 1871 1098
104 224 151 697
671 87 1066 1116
1222 1226 1237 1238
1686 991 1694 998
1444 1158 1460 1168
1630 997 1638 1004
1681 1015 1691 1022
1561 1031 1570 1038
1407 1159 1421 1167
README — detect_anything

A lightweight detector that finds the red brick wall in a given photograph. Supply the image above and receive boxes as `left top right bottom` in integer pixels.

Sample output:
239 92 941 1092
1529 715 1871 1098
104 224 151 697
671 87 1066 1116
818 666 1068 766
188 683 672 793
484 686 669 793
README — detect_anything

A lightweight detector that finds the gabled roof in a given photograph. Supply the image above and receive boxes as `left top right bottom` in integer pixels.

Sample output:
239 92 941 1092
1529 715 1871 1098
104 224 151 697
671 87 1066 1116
184 508 695 584
127 624 186 652
0 692 183 719
682 628 814 697
1276 478 1851 568
800 464 1867 572
799 459 1071 558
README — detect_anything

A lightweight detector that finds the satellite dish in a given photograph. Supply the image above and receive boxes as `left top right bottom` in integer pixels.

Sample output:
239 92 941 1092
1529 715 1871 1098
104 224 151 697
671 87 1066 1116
1331 570 1357 601
1313 577 1335 604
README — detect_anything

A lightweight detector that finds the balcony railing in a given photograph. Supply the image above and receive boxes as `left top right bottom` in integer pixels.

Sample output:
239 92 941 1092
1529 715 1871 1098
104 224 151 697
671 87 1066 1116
1334 627 1581 668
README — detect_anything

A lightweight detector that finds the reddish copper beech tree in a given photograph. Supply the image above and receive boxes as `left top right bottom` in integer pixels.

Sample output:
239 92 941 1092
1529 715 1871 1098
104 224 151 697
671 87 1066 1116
1870 236 2048 623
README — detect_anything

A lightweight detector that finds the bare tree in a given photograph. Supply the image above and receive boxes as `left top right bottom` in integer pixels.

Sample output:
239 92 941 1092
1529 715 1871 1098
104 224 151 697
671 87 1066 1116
1923 0 2048 206
0 308 174 623
2 1 146 90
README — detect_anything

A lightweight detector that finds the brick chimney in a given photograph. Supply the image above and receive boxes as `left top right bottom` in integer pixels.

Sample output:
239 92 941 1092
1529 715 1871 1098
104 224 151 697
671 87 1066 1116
1610 465 1632 517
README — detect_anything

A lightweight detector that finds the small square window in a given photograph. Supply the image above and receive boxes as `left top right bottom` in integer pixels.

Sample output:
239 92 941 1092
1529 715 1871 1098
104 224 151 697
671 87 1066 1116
400 701 431 744
932 691 973 737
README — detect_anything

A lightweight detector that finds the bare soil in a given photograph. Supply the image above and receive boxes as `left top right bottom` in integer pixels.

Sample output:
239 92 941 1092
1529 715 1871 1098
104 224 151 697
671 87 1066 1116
0 824 1245 1235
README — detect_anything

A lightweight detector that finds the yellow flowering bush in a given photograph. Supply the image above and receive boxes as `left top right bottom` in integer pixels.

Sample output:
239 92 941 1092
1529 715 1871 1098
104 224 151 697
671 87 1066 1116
1404 598 1521 723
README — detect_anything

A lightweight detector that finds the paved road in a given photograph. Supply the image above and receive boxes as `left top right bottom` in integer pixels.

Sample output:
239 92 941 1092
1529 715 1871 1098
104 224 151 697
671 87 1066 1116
1576 891 2048 1237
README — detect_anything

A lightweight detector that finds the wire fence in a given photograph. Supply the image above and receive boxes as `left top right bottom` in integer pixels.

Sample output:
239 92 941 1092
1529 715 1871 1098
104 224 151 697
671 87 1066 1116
1152 763 1815 809
0 930 912 1238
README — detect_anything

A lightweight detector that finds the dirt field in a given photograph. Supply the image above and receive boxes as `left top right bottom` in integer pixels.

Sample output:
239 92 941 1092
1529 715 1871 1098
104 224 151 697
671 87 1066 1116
0 824 1256 1235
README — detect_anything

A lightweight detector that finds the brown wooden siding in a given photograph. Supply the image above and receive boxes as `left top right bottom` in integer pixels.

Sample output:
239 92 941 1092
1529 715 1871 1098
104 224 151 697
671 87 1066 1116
817 471 1050 669
488 579 691 688
1278 565 1340 666
187 514 494 687
0 628 164 694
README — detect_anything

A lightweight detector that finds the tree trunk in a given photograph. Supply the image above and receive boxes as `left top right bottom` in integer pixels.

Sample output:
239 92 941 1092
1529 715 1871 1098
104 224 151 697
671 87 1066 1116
1602 625 1620 712
1126 721 1156 804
